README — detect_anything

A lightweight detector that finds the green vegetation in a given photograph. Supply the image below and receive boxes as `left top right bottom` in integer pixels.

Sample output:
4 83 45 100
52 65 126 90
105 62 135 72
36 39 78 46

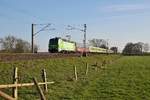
80 56 150 100
0 55 150 100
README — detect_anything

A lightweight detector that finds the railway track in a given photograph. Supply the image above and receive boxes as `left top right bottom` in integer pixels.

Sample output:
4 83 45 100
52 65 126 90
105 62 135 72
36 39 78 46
0 53 83 62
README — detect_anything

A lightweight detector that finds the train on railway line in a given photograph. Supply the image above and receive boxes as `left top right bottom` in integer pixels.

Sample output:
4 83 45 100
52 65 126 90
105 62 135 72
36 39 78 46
48 37 114 53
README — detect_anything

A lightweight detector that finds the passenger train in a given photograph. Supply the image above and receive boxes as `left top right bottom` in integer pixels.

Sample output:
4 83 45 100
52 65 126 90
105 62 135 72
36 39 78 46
48 37 114 53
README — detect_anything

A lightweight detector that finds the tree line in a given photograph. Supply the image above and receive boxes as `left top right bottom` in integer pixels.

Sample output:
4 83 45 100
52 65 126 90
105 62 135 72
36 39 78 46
89 38 149 55
0 36 149 54
89 39 118 53
122 42 149 55
0 35 38 53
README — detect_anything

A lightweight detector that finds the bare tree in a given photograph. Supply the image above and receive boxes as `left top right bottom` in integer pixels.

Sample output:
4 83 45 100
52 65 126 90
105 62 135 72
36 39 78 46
110 47 118 53
143 43 149 52
89 39 108 49
123 42 143 55
0 35 16 52
0 35 36 53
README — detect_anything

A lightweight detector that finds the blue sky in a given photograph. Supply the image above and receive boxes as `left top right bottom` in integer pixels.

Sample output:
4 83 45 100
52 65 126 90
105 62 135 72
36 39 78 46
0 0 150 51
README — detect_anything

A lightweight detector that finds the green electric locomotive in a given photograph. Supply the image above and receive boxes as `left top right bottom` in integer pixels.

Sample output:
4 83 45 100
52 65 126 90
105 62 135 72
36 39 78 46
48 37 76 53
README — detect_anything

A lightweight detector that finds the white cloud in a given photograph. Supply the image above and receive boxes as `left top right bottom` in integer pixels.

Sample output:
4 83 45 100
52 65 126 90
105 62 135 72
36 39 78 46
100 4 150 12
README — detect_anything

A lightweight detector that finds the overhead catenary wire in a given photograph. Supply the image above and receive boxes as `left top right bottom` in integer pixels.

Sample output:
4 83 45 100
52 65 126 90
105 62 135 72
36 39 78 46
31 23 56 53
33 24 51 36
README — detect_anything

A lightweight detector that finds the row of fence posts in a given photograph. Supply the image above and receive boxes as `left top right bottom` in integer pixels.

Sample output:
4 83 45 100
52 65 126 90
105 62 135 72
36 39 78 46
0 60 108 99
0 67 54 100
74 60 108 81
73 62 95 81
74 63 89 81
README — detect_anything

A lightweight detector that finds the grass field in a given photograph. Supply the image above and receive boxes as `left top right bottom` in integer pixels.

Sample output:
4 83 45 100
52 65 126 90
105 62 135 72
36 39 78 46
0 55 150 100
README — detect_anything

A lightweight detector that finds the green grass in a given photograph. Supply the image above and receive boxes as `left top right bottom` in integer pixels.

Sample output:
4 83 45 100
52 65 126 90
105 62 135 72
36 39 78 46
80 56 150 100
0 55 150 100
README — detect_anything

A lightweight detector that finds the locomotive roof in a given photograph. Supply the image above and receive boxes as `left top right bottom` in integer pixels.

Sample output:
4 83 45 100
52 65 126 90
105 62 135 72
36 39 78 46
51 37 76 43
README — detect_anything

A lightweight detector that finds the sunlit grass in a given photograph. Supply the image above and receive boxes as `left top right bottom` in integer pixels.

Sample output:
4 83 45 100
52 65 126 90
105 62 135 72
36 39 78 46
1 55 150 99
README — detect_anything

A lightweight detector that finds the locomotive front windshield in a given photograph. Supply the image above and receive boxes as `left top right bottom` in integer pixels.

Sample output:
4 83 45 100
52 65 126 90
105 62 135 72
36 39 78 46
49 38 58 45
49 38 59 52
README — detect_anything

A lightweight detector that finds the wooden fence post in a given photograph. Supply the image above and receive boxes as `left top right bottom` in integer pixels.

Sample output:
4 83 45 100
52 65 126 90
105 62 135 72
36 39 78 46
13 67 18 99
42 69 48 93
0 82 54 89
74 66 78 81
0 68 54 100
95 61 98 66
85 63 89 75
33 77 46 100
95 62 98 71
0 90 15 100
